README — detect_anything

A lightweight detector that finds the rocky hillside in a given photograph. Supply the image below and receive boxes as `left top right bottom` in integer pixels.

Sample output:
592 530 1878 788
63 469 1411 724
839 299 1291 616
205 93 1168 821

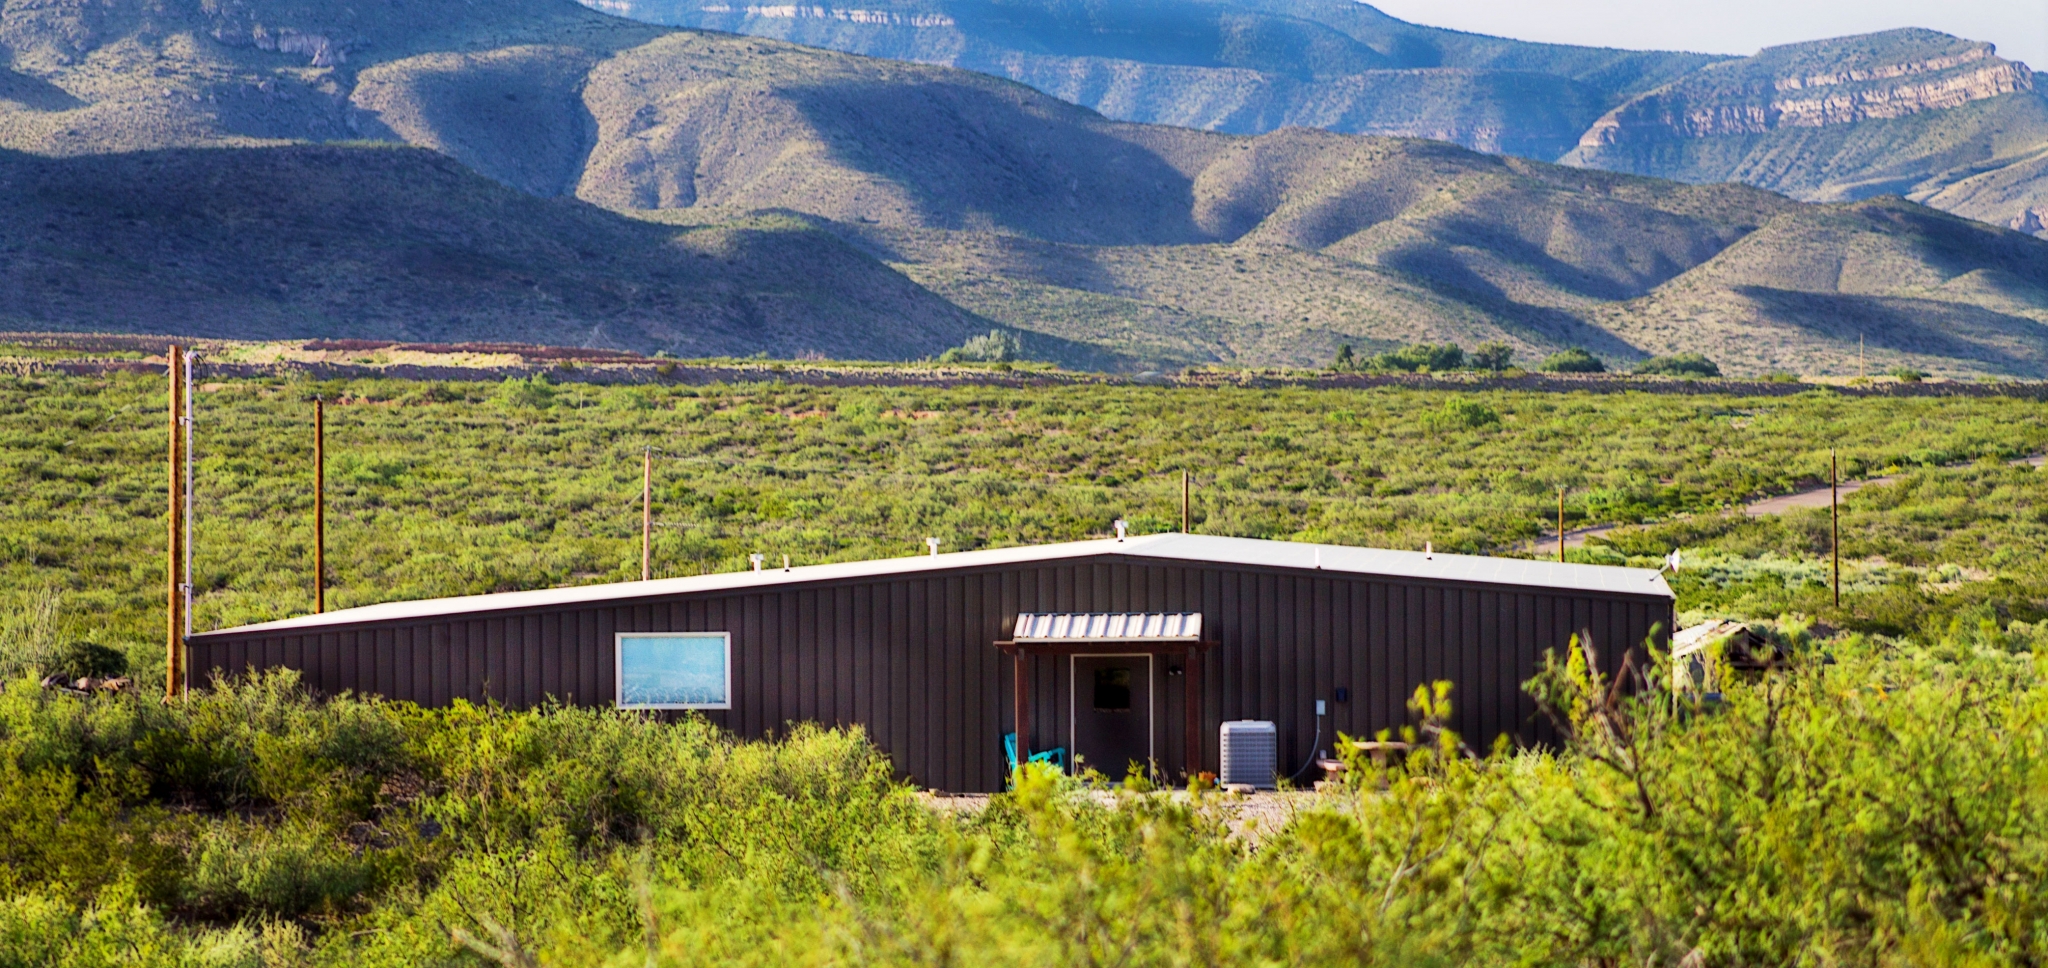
0 145 994 358
1590 197 2048 375
1562 30 2048 233
583 0 1722 160
584 1 2048 237
2 0 2046 374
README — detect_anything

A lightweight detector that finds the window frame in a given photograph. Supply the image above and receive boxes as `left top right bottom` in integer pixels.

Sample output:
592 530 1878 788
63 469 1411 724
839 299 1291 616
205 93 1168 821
614 631 733 710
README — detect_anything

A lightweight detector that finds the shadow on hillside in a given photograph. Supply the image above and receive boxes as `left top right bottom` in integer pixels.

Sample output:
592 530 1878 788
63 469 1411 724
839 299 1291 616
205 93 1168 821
0 145 991 360
781 79 1210 247
1412 205 1725 302
0 67 84 111
1738 287 2048 375
1371 246 1647 359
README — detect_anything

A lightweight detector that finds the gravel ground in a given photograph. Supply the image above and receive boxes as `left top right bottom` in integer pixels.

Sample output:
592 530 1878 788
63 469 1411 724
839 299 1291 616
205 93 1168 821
917 788 1328 843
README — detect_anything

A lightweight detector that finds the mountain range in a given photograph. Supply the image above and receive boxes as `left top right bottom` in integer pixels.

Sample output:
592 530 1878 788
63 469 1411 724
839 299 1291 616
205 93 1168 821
595 0 2048 236
0 0 2045 375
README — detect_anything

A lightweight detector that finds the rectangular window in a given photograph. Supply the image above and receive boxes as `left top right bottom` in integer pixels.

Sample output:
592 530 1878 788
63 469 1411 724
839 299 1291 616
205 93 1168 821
616 632 731 709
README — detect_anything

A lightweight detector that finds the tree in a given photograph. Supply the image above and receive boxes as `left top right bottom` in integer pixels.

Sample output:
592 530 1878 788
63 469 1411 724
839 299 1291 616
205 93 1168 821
938 329 1022 364
1469 341 1515 371
1538 348 1605 373
1332 344 1356 370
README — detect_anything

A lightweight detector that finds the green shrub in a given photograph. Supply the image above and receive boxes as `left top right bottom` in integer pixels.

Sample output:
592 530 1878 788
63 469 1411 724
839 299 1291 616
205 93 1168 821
1536 348 1605 373
1632 352 1720 377
1422 397 1500 432
182 818 391 920
1890 366 1928 383
491 374 556 410
1368 343 1463 373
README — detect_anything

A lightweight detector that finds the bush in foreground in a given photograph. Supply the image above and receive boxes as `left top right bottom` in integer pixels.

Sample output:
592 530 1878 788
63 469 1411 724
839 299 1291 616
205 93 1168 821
0 633 2043 966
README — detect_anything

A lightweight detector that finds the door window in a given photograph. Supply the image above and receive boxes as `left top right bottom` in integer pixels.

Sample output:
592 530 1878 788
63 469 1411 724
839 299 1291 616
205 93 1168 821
1092 666 1132 711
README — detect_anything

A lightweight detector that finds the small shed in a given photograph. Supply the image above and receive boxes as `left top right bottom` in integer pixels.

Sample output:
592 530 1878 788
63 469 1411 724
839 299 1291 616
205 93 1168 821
187 534 1674 792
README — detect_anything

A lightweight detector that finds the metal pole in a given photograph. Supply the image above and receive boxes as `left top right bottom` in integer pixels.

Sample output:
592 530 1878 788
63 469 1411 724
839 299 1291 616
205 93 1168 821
642 446 653 581
315 397 325 615
182 349 194 638
1556 486 1565 563
1832 450 1840 608
166 346 184 700
1182 470 1190 533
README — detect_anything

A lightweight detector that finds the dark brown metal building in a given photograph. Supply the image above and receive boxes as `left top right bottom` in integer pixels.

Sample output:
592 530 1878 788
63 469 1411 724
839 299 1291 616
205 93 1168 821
187 534 1674 793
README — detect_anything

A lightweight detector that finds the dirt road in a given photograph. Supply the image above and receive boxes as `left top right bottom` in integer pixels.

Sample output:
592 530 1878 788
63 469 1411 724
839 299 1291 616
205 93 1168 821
1531 454 2045 551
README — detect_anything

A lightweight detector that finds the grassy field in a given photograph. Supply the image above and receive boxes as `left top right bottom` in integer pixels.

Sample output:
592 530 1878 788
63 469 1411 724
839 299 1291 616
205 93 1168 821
5 372 2048 964
5 370 2048 686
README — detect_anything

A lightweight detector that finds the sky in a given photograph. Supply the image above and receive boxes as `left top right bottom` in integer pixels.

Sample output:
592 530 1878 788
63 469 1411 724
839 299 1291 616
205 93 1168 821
1363 0 2048 70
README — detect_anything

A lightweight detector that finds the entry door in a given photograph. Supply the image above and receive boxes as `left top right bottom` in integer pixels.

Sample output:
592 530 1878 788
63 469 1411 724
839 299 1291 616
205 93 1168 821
1070 654 1153 780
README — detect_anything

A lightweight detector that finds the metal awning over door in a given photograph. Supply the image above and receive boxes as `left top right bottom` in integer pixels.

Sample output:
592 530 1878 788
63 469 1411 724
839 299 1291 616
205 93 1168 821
1012 612 1203 643
997 612 1214 780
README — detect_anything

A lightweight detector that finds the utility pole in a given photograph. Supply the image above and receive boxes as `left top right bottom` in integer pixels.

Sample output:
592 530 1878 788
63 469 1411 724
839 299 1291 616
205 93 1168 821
314 396 325 614
1181 470 1191 533
165 346 185 700
642 446 653 581
181 348 193 640
1556 486 1566 563
1832 450 1841 608
1859 335 1866 381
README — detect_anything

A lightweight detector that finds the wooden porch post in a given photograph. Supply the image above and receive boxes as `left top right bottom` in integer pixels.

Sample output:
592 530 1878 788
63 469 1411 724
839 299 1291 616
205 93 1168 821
1014 650 1031 760
1184 648 1203 781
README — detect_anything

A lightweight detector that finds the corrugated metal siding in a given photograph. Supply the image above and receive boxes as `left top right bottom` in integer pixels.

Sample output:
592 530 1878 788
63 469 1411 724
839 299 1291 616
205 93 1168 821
190 555 1672 793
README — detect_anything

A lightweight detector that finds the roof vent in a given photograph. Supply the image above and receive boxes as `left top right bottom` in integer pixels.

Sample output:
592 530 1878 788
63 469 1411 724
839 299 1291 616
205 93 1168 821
1114 519 1128 542
925 537 941 556
749 553 764 572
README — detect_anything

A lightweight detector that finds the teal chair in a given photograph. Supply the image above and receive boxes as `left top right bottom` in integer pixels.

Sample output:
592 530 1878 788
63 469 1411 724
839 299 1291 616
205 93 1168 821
1003 732 1066 786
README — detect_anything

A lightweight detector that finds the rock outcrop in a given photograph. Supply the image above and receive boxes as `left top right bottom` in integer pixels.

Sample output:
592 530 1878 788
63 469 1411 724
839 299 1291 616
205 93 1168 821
1577 34 2033 147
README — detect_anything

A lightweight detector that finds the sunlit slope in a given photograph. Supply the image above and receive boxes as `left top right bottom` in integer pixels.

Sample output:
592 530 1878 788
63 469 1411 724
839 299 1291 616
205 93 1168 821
1911 145 2048 240
0 0 666 155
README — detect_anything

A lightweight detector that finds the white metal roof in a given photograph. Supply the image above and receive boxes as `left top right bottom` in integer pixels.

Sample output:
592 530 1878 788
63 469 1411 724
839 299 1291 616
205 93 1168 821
1013 612 1203 641
193 532 1672 639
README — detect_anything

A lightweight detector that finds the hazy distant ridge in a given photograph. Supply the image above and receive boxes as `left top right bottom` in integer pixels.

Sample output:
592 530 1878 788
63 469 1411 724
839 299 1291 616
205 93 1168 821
583 1 2048 235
